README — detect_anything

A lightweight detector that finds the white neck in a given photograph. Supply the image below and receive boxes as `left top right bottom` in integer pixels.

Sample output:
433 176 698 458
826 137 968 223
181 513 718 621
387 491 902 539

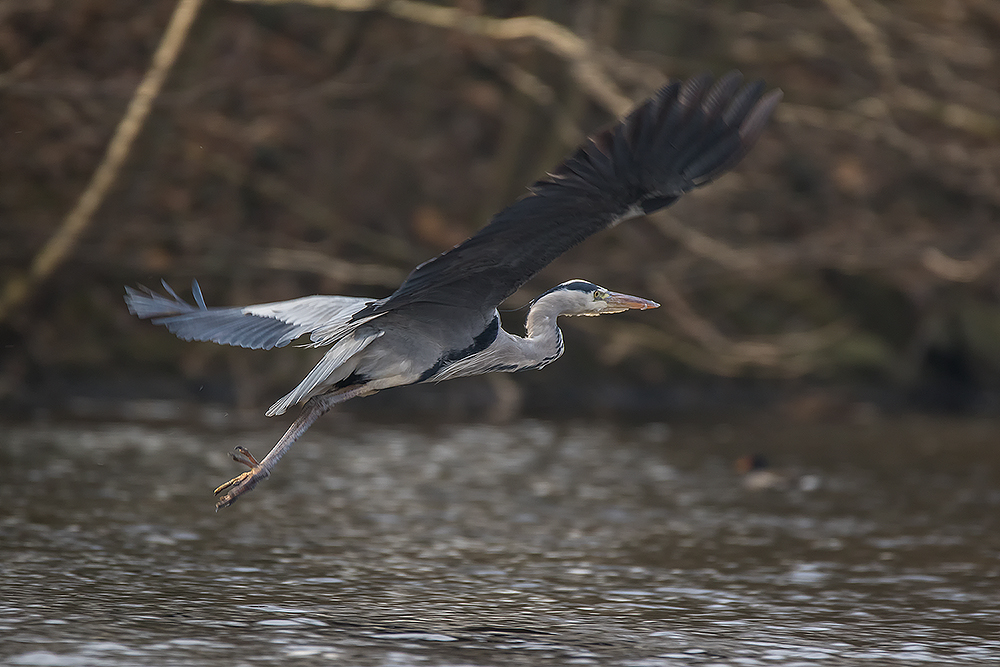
423 298 569 382
510 295 565 370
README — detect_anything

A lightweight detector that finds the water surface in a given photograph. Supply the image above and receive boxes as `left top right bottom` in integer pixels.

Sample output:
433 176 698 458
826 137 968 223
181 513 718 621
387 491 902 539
2 416 998 665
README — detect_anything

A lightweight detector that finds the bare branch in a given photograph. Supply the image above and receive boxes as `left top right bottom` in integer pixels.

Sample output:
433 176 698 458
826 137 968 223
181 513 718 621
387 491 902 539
820 0 999 139
258 248 405 287
0 0 205 322
228 0 633 115
820 0 898 88
603 274 851 378
650 212 765 274
202 152 414 263
921 246 1000 284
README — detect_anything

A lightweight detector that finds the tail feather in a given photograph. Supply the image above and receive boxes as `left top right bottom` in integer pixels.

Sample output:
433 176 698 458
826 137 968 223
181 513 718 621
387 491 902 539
265 330 382 416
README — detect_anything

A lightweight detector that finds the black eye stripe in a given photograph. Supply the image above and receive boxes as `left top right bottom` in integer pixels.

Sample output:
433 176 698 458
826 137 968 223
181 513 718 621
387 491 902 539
531 280 601 306
556 280 598 293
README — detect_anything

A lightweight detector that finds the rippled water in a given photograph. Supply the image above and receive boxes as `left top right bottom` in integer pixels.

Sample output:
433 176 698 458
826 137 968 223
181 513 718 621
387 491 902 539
2 416 998 665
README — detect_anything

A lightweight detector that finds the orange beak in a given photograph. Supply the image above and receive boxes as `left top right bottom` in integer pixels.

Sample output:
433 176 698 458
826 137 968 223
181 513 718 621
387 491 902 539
604 291 660 311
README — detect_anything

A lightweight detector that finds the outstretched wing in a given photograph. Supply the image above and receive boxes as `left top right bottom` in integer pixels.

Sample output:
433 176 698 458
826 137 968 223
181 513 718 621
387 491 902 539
124 280 372 350
353 71 781 321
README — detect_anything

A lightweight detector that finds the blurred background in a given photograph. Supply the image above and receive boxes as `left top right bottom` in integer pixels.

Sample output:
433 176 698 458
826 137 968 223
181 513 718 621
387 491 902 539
2 0 999 423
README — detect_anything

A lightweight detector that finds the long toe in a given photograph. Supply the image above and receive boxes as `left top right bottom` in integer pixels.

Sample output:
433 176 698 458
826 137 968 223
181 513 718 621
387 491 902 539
229 446 260 468
214 468 269 510
213 470 252 496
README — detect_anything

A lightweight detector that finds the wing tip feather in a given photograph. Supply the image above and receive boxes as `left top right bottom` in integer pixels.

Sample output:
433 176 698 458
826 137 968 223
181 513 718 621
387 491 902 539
347 70 781 317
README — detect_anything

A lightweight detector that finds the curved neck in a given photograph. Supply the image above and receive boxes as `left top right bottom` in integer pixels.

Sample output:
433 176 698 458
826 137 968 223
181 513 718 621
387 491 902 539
526 297 562 339
519 297 565 367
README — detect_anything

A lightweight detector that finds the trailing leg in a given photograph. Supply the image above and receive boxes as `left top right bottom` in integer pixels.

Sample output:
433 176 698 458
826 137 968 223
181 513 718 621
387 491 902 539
214 385 370 510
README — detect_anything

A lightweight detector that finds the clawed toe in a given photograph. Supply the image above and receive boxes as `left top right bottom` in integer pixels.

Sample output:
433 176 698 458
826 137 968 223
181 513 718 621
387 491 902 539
229 445 260 468
214 447 269 510
214 470 267 510
213 470 252 496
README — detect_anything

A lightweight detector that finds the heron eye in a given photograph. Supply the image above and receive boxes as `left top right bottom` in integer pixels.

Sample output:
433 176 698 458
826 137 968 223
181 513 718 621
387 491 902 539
594 290 608 301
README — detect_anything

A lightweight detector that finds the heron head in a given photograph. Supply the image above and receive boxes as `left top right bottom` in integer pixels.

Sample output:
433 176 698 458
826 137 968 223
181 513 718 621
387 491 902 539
535 279 660 317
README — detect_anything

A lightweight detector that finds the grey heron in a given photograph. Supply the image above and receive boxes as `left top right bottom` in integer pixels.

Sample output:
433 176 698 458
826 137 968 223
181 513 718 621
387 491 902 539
126 71 781 509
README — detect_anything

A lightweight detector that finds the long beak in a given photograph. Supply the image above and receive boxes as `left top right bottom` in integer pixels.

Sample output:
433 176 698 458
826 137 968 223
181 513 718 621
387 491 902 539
605 291 660 311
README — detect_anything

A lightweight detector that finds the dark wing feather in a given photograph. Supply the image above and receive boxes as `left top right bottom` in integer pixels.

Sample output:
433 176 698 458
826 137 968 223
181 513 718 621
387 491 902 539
355 71 781 320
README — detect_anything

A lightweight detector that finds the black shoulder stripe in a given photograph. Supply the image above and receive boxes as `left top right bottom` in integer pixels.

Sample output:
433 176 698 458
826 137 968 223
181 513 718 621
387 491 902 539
416 315 500 383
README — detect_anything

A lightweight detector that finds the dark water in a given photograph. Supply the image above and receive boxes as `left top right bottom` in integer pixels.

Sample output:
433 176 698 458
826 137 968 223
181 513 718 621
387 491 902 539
2 415 998 665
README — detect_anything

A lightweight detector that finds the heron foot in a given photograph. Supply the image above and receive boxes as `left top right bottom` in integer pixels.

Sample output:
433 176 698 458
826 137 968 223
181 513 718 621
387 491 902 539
214 446 270 510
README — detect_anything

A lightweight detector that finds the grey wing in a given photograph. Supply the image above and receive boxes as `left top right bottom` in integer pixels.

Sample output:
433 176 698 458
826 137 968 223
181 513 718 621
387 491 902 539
124 280 373 350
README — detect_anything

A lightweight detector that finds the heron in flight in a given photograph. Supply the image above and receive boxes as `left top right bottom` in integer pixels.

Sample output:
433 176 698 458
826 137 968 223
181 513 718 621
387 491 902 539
126 72 781 509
